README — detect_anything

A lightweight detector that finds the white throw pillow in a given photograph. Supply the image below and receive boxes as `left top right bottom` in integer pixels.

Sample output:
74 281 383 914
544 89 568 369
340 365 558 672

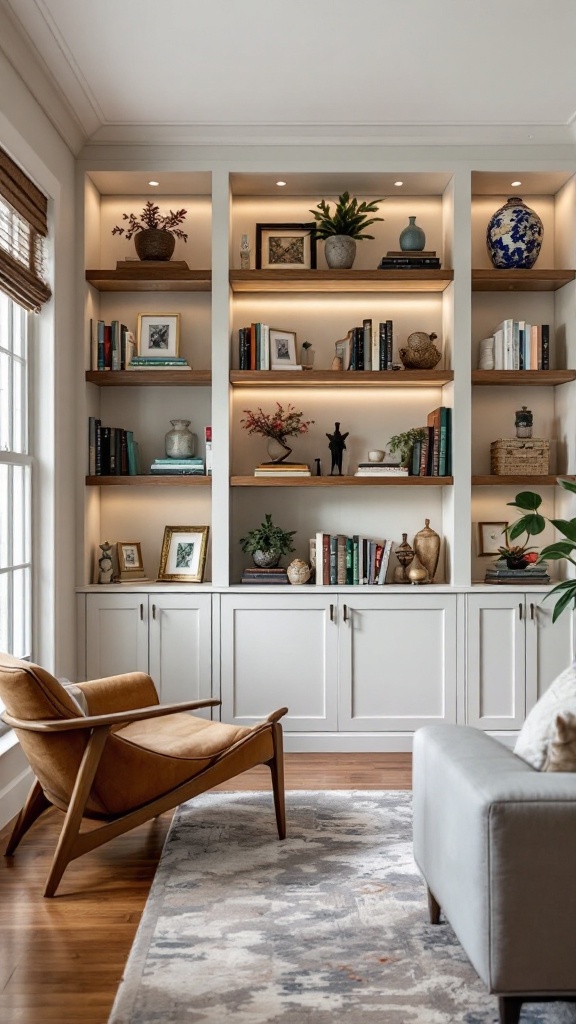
514 661 576 769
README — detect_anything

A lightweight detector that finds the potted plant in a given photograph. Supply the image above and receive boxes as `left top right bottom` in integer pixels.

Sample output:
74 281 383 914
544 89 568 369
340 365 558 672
506 480 576 619
112 201 188 261
308 191 384 269
387 427 427 469
240 513 296 568
240 402 314 463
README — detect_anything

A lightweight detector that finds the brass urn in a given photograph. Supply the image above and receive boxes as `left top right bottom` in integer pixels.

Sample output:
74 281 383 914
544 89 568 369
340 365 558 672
413 519 441 582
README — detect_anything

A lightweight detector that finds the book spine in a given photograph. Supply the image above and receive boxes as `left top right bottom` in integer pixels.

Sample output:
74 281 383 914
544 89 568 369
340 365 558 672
411 439 421 477
419 434 429 477
438 407 448 477
100 426 110 475
386 320 393 369
323 534 331 585
336 535 347 585
378 322 387 370
352 536 359 586
104 325 112 370
356 326 364 371
378 539 393 584
111 321 121 372
541 324 549 369
345 537 354 585
205 425 212 475
89 318 98 371
88 416 97 476
97 320 106 371
315 531 324 585
362 319 372 371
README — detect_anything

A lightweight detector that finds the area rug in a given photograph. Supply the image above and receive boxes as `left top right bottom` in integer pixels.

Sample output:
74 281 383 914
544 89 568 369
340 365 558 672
108 791 576 1024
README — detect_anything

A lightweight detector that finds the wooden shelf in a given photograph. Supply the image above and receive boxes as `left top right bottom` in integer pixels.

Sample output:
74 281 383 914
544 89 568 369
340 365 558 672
230 370 454 388
472 370 576 386
86 476 211 486
229 269 454 293
86 370 211 387
472 475 569 487
85 268 211 292
472 269 575 292
231 475 453 487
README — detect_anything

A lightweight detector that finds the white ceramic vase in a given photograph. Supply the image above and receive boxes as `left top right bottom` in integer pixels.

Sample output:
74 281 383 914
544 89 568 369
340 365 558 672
324 235 356 269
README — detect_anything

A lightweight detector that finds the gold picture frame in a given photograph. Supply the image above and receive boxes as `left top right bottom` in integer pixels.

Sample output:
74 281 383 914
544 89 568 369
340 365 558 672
137 313 180 357
157 526 209 582
116 541 146 581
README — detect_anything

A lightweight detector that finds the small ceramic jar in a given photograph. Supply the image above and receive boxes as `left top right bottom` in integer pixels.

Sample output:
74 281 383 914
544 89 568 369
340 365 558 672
287 559 311 585
368 449 385 462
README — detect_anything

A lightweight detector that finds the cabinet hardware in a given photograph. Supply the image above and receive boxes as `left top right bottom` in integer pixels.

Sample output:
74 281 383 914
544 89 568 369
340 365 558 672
530 603 535 621
343 604 349 622
140 603 144 621
329 603 335 622
519 603 523 620
152 604 156 619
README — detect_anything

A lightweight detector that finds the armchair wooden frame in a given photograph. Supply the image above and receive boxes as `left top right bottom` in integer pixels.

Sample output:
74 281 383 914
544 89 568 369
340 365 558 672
3 698 286 898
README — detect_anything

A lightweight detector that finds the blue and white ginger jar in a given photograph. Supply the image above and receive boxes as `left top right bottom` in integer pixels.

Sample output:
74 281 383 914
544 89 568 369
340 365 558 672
486 196 543 269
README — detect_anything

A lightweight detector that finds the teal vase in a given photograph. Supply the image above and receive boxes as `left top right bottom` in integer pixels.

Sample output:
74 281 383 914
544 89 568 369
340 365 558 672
399 216 426 252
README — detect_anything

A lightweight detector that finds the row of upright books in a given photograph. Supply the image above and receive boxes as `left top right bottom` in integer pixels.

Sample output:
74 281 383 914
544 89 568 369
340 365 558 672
90 319 134 371
479 320 550 371
237 319 399 372
88 417 141 476
313 533 394 586
411 407 452 477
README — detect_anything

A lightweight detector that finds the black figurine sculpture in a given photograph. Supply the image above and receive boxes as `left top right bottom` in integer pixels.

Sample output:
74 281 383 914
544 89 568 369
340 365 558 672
326 421 349 475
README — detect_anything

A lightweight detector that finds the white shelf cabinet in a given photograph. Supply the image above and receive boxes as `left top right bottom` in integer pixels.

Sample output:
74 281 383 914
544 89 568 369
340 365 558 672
465 592 575 731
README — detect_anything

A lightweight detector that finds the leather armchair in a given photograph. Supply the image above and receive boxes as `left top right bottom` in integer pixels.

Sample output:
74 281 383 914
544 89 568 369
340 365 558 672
0 652 287 896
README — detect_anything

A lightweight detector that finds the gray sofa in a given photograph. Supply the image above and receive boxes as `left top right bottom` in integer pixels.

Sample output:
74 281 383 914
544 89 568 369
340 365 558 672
413 725 576 1024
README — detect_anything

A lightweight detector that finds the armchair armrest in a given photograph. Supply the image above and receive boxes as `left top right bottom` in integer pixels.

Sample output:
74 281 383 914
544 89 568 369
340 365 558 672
2 697 221 733
75 671 160 715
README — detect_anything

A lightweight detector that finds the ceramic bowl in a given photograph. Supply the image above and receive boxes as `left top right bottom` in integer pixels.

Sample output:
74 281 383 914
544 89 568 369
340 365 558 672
368 450 386 462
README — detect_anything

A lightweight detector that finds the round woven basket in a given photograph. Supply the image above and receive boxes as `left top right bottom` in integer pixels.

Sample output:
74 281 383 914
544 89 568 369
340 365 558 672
135 229 176 261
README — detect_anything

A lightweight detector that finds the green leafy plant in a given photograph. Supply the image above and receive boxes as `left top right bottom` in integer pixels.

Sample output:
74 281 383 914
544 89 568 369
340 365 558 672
308 192 384 240
506 479 576 620
387 427 427 467
112 201 188 241
239 513 296 556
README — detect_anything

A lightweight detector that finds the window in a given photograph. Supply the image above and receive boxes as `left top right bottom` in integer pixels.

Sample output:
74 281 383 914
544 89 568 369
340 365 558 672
0 291 31 661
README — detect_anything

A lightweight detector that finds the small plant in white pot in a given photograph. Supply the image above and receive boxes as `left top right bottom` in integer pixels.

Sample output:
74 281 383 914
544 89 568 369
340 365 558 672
240 514 296 568
309 192 384 269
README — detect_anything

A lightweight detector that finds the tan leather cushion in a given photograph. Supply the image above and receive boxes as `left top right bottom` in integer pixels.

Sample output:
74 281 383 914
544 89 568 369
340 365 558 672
117 713 252 758
0 652 83 721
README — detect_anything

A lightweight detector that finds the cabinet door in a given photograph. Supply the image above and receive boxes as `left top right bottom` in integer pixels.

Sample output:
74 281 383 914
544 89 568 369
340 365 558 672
525 596 575 709
85 593 148 680
219 594 338 730
148 594 212 711
466 594 525 730
338 594 457 731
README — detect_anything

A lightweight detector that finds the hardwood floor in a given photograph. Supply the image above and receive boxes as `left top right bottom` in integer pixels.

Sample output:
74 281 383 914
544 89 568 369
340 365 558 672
0 753 411 1023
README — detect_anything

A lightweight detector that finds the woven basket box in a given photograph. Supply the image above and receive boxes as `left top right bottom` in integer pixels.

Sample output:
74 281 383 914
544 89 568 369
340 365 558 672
490 438 550 475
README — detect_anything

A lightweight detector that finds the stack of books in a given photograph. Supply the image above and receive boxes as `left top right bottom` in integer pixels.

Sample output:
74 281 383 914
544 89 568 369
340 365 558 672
150 457 205 475
484 559 551 585
378 251 441 269
129 356 192 371
354 463 408 477
254 462 311 477
241 566 290 585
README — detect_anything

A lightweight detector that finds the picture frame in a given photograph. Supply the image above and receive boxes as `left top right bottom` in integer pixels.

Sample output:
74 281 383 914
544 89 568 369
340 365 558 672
116 541 146 581
477 521 508 556
157 525 209 582
255 223 317 271
269 328 298 369
137 313 180 357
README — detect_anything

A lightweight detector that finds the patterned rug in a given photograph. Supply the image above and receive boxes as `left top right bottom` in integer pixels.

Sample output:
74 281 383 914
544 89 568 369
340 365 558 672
108 791 576 1024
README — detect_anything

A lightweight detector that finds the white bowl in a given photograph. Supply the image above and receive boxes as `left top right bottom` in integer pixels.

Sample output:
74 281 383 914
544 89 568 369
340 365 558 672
368 450 386 462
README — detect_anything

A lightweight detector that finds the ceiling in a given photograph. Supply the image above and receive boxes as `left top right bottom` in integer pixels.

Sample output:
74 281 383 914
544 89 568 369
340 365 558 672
2 0 576 153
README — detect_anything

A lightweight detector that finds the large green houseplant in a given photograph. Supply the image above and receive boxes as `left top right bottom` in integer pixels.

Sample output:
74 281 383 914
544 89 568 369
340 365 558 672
308 191 384 269
506 478 576 621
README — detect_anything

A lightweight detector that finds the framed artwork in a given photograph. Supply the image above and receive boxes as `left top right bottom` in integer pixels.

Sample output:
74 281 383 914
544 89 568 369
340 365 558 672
477 521 508 556
157 526 209 582
269 328 297 369
137 313 180 357
116 541 146 581
255 223 317 270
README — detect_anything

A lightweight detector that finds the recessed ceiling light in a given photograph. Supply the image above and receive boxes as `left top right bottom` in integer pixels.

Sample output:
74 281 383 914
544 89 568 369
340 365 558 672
510 180 522 187
276 181 287 187
148 180 160 187
394 181 404 187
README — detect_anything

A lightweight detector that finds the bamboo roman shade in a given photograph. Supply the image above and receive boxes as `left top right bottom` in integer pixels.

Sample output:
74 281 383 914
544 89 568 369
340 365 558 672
0 146 52 312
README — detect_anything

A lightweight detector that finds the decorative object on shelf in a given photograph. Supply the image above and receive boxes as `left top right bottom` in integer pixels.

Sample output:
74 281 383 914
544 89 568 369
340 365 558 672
240 233 251 270
255 223 317 270
287 558 312 585
399 331 441 370
486 196 543 269
240 513 296 569
515 405 533 438
393 534 415 583
165 419 196 459
137 313 180 357
368 449 386 462
241 403 314 465
333 330 353 370
269 328 298 369
111 201 188 261
477 521 508 557
301 340 314 369
326 422 349 476
315 458 322 476
308 192 384 270
413 519 441 582
157 525 209 583
490 437 549 476
408 565 428 585
387 427 427 469
116 541 146 582
478 336 495 370
98 541 114 584
399 216 426 252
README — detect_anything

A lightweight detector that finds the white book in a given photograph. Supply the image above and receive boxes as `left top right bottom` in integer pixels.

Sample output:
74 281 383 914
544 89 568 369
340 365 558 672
494 328 504 370
523 322 532 369
261 324 270 370
315 531 325 586
271 364 303 371
495 319 514 369
378 539 393 585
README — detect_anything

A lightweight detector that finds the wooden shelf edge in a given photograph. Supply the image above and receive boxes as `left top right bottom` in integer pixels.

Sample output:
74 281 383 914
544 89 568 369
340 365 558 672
230 370 454 387
472 370 576 386
86 370 211 386
471 475 574 487
85 269 211 292
472 269 576 292
231 475 453 487
229 269 454 293
86 476 212 486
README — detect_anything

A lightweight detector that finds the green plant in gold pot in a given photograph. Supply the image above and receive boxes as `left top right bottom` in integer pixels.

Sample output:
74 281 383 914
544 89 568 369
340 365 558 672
240 513 296 568
309 192 384 269
112 201 188 261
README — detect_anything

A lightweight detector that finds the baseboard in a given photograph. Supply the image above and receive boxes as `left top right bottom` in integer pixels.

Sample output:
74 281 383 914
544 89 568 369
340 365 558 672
0 733 31 830
283 733 414 753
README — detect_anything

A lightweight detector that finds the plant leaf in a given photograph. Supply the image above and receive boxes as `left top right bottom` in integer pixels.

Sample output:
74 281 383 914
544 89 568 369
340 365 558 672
538 541 576 560
559 477 576 495
507 491 542 511
549 584 576 622
549 518 576 542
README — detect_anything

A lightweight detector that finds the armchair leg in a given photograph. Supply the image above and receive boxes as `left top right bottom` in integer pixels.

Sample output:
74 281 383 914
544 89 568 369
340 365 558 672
427 885 441 925
5 779 50 856
267 722 286 840
498 997 523 1024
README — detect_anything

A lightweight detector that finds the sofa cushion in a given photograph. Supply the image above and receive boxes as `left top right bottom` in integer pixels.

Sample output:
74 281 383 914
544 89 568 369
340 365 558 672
514 662 576 769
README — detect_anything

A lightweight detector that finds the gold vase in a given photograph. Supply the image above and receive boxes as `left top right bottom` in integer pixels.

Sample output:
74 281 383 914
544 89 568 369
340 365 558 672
413 519 441 582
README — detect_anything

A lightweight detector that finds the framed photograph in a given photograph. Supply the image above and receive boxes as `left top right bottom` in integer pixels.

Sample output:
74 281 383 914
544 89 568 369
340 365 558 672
157 526 209 583
477 521 508 556
137 313 180 357
269 328 297 369
256 223 317 271
116 541 146 581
